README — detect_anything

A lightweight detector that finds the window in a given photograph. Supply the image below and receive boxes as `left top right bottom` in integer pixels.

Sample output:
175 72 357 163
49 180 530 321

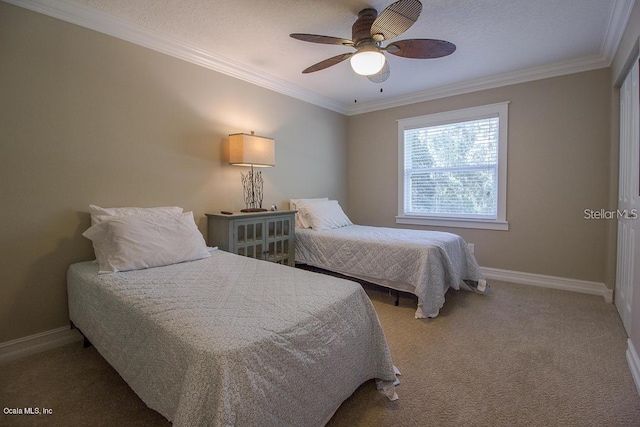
397 102 509 230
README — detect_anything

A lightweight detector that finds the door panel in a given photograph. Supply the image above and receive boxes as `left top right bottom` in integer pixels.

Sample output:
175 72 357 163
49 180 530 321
616 59 640 336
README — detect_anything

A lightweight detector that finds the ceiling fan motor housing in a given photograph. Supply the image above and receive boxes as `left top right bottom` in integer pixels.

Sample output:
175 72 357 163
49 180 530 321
352 8 379 47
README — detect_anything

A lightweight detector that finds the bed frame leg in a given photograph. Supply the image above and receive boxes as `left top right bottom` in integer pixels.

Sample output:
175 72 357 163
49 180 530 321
394 291 400 306
71 321 93 348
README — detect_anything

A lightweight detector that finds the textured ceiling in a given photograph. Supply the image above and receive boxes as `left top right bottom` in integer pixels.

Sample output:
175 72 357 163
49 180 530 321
17 0 636 114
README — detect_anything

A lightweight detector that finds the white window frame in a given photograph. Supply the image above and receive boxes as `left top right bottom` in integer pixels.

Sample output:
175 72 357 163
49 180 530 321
397 102 509 231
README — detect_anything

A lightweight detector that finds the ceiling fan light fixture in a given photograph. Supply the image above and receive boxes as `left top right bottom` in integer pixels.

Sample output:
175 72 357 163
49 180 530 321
350 50 386 76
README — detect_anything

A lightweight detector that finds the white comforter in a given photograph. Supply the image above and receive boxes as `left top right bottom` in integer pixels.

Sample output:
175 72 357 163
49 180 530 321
67 249 397 426
295 225 482 318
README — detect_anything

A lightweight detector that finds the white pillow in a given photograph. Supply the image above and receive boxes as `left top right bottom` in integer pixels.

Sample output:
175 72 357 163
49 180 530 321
88 206 184 263
89 205 183 225
290 198 328 229
299 200 352 231
82 211 210 274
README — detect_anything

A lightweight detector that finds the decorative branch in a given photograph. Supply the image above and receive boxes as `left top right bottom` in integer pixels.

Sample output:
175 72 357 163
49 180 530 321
240 167 264 210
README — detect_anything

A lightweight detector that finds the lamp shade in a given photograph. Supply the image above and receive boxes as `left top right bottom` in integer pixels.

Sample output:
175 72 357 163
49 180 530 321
228 133 275 167
350 50 386 76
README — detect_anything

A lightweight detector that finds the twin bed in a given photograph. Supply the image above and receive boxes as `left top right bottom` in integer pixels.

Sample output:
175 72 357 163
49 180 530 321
68 250 397 426
69 201 484 425
291 198 485 319
296 225 482 318
69 205 399 426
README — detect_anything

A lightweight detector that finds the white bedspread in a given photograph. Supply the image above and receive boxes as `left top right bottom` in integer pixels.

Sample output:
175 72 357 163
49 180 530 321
295 225 482 318
67 249 397 426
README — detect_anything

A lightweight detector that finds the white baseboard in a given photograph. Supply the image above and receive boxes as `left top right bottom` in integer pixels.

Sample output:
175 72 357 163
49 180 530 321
480 267 613 303
0 326 82 365
627 339 640 397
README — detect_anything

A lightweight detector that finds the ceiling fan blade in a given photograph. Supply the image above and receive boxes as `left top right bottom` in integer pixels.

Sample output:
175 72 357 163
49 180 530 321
290 33 354 46
370 0 422 41
367 60 391 83
302 53 354 73
385 39 456 59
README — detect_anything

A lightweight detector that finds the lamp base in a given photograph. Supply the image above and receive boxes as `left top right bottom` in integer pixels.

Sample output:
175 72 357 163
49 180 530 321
240 208 268 213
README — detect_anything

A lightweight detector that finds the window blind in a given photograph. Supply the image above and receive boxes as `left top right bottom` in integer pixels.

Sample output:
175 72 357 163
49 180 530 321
403 116 499 219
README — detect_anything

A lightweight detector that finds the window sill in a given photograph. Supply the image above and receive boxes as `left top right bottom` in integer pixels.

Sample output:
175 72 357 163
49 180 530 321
396 216 509 231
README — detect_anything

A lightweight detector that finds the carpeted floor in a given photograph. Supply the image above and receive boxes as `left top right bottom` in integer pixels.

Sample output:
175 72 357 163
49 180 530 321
2 280 640 426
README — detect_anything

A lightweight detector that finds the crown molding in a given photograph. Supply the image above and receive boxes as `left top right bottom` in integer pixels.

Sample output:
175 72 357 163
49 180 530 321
4 0 633 117
601 0 636 64
4 0 348 115
346 54 611 115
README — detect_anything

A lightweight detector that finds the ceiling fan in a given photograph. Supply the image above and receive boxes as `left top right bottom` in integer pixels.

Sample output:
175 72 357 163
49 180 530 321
290 0 456 83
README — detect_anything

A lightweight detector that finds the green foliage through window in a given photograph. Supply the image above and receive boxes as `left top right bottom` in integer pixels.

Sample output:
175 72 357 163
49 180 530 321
403 117 499 218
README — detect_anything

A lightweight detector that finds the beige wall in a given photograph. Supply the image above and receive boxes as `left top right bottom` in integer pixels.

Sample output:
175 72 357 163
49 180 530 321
348 69 612 284
0 4 348 343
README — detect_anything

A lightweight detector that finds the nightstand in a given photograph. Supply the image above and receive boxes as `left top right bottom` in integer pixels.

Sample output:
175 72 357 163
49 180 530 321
206 210 296 266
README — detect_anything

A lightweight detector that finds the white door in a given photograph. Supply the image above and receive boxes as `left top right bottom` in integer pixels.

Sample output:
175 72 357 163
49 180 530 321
616 58 640 335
